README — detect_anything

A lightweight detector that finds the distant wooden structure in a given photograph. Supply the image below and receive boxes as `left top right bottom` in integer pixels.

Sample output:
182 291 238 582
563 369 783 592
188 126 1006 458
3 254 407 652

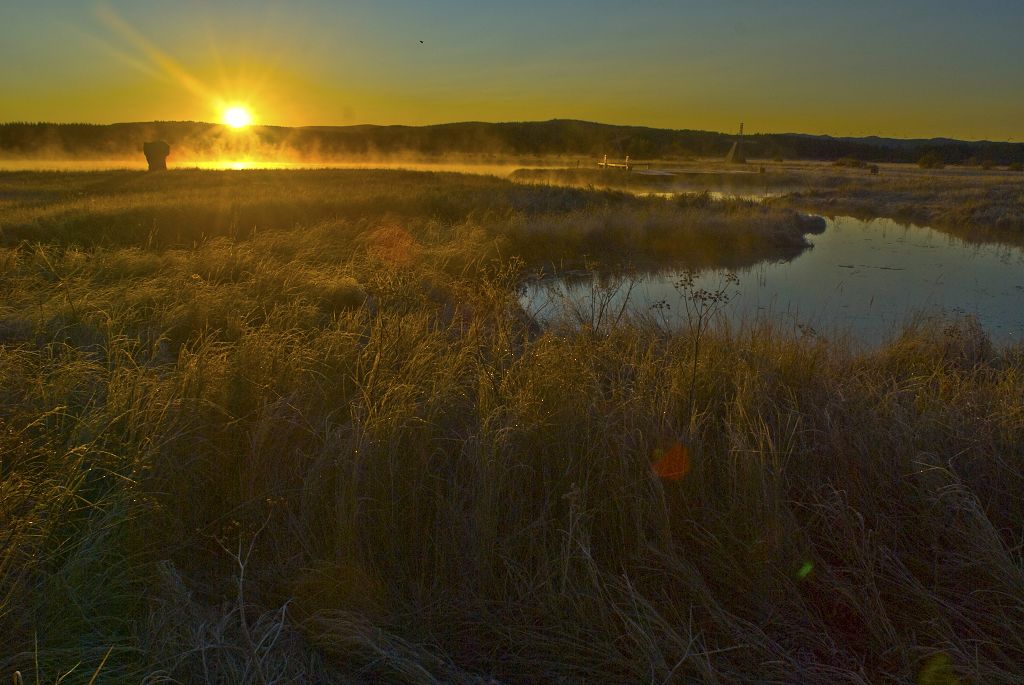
725 123 746 164
598 154 650 171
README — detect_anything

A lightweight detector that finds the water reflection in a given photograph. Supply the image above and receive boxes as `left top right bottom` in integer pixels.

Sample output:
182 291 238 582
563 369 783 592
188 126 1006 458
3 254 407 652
522 216 1024 344
637 189 788 202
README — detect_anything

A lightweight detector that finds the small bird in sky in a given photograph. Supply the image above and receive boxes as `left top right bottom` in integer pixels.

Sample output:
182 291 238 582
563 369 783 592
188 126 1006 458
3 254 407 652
419 40 424 43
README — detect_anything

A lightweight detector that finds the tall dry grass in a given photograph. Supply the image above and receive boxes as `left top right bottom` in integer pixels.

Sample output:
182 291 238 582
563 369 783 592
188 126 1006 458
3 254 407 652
0 169 1021 684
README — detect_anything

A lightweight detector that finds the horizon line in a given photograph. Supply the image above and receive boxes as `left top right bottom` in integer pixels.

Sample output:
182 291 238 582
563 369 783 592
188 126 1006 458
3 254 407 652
0 118 1019 146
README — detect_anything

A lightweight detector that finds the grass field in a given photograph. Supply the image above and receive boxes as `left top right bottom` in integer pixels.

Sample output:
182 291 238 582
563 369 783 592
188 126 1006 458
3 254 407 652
512 161 1024 246
1 169 1022 683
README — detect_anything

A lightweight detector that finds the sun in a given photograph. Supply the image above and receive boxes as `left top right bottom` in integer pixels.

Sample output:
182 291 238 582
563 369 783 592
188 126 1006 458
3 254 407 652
223 106 253 129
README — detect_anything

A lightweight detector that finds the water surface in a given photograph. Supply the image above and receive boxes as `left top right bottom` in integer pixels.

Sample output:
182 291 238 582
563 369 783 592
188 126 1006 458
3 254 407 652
522 216 1024 344
0 159 552 176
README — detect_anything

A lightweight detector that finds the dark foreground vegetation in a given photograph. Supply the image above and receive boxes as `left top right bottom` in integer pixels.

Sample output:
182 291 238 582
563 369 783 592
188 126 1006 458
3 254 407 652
1 170 1022 683
3 119 1024 165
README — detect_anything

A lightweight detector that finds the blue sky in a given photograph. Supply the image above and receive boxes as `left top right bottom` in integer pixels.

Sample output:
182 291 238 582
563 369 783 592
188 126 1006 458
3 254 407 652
1 0 1021 139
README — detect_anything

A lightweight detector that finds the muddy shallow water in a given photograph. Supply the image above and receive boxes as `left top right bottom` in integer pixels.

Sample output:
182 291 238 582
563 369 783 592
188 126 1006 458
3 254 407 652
522 216 1024 345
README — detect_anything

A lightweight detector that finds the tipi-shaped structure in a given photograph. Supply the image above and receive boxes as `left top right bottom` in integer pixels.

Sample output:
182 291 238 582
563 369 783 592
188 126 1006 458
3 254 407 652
725 123 746 164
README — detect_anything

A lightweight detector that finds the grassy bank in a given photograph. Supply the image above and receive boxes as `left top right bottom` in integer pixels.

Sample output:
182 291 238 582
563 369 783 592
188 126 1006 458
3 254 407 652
1 169 1022 684
0 169 820 271
509 166 798 196
769 171 1024 245
511 163 1024 246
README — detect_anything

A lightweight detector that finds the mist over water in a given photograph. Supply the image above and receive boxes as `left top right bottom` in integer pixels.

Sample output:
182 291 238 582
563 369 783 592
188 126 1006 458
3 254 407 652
523 216 1024 345
0 158 546 176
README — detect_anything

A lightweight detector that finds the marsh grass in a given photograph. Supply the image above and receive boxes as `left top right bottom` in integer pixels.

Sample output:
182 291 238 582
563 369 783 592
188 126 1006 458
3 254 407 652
511 164 1024 246
1 169 1022 683
771 173 1024 246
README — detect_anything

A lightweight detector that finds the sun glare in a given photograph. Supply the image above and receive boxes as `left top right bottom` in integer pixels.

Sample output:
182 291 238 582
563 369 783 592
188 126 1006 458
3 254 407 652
223 106 252 129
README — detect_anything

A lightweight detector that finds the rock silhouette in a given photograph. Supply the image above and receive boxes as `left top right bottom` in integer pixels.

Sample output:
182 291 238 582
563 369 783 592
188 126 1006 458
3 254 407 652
143 140 170 171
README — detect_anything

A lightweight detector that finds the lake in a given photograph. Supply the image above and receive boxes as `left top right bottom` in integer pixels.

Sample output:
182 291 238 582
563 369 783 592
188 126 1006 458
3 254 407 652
521 216 1024 345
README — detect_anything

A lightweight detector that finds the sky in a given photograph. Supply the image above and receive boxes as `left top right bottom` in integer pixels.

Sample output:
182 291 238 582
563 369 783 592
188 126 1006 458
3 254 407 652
0 0 1021 140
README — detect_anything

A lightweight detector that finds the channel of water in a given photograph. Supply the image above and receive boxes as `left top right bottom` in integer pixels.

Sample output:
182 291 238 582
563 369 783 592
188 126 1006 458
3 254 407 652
521 215 1024 345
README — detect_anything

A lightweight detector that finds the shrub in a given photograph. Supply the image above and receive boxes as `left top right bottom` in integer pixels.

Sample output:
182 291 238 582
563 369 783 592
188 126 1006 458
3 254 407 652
917 152 945 169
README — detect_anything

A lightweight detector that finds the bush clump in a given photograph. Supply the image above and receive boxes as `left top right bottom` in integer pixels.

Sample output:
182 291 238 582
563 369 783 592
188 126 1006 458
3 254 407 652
917 152 946 169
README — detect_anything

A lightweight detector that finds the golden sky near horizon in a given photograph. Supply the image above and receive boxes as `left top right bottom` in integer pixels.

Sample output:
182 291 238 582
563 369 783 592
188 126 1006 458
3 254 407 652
1 0 1022 141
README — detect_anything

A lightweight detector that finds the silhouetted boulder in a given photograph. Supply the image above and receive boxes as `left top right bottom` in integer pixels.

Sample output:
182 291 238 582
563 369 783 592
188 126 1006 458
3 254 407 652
143 140 170 171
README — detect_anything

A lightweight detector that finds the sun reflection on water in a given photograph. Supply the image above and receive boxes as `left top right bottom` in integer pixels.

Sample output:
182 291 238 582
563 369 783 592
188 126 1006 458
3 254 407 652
191 160 303 170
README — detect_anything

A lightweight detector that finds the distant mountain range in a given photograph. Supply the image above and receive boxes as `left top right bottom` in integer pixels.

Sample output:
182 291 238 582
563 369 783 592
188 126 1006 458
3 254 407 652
1 119 1021 164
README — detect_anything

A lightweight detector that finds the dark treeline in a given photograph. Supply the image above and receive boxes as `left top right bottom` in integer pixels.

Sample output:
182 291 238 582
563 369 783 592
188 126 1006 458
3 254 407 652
1 119 1022 163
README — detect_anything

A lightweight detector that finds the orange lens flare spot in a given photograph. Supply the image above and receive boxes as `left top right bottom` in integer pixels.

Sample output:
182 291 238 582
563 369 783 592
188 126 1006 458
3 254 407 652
652 441 691 480
366 223 417 267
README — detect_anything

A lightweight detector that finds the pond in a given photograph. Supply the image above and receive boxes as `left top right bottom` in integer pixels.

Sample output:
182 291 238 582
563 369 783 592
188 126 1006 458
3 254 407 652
521 216 1024 345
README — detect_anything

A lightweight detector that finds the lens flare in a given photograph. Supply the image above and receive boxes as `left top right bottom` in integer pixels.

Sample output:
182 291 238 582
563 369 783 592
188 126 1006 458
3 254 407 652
652 441 691 480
